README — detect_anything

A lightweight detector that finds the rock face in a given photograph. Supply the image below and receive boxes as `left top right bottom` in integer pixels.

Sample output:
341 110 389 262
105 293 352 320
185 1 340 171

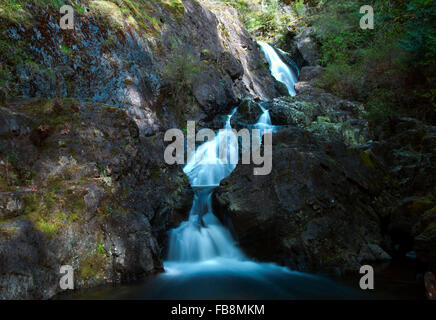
212 69 380 275
214 127 393 274
0 98 190 299
367 117 436 268
214 66 436 275
294 27 319 66
0 0 284 133
0 0 289 299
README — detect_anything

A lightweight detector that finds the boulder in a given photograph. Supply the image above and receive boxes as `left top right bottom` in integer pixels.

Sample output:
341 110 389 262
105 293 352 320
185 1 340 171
214 127 392 274
230 97 264 127
295 27 320 66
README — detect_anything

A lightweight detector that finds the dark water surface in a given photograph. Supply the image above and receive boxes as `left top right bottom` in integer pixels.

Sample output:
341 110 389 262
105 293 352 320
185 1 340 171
56 257 424 300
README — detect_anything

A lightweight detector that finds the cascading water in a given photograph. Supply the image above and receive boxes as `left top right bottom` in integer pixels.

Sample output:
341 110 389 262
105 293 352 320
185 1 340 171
182 108 238 188
145 105 361 299
166 109 244 262
166 105 275 267
62 48 362 300
258 41 298 96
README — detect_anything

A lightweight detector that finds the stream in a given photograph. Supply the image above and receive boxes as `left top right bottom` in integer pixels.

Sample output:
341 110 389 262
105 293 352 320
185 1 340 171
57 43 423 300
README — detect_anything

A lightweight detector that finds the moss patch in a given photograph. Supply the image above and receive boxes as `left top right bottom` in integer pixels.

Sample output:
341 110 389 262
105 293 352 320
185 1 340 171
360 150 376 171
401 195 435 218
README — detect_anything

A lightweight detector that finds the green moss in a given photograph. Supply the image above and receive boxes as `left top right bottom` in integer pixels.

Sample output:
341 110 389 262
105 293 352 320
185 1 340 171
0 0 33 26
72 2 86 15
160 0 184 17
89 0 184 37
360 150 376 171
424 222 436 233
90 1 126 31
79 248 108 281
79 264 94 280
60 44 72 56
64 189 87 220
47 175 66 192
0 175 11 191
36 218 60 238
23 98 53 114
402 196 435 218
151 167 161 181
97 243 106 255
21 182 87 236
23 193 43 216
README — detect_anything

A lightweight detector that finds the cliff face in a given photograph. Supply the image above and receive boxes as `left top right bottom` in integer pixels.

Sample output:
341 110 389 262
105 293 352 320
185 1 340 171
0 98 191 299
0 0 285 299
0 0 285 133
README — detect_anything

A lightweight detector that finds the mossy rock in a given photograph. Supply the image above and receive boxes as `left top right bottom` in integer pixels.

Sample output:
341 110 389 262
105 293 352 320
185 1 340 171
79 249 109 281
399 195 435 219
360 150 377 171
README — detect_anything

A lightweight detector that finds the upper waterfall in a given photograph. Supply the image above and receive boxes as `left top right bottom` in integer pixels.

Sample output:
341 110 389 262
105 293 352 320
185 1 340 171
258 42 298 96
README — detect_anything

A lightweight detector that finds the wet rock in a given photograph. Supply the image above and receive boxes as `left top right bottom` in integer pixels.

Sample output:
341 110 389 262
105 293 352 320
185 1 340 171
424 272 436 300
0 107 33 137
30 124 52 147
0 218 58 299
358 244 392 263
84 184 106 221
231 97 264 127
275 31 306 70
192 67 237 117
263 94 370 146
221 52 244 80
413 206 436 271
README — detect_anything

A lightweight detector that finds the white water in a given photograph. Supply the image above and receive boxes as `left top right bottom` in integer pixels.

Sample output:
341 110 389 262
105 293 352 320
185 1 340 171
255 102 273 132
258 41 298 96
168 108 249 262
158 53 357 300
182 108 238 188
166 106 273 265
61 46 363 299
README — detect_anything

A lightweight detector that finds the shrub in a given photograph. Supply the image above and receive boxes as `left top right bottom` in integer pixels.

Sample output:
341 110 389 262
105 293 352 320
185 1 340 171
312 0 435 123
162 46 202 101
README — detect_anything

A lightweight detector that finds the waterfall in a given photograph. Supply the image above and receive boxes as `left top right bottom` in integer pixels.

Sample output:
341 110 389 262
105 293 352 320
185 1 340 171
150 61 358 300
182 108 238 188
66 93 360 300
167 108 246 262
258 41 298 96
256 102 273 129
166 102 277 266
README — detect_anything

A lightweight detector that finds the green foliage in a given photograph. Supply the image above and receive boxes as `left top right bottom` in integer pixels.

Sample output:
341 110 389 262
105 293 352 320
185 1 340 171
97 243 106 255
162 44 202 100
217 0 295 41
312 0 435 123
163 54 202 89
60 44 72 56
293 0 306 17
